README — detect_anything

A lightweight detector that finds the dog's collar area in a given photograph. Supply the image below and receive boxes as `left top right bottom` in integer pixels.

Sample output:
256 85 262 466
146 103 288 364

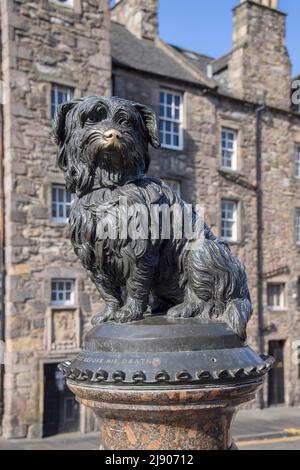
78 177 151 198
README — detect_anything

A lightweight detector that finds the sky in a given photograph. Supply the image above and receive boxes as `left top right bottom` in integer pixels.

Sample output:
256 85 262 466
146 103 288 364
159 0 300 75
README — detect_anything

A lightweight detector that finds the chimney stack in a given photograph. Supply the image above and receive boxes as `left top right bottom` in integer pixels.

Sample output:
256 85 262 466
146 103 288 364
111 0 158 41
227 0 291 109
241 0 278 8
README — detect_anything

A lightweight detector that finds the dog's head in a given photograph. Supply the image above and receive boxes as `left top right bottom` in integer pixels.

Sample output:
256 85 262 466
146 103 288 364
53 96 160 196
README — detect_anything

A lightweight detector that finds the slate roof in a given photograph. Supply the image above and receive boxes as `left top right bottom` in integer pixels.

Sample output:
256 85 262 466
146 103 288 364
111 20 297 101
111 22 212 86
169 45 214 74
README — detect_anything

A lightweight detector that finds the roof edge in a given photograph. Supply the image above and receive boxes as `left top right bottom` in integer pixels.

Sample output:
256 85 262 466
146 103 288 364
155 37 217 90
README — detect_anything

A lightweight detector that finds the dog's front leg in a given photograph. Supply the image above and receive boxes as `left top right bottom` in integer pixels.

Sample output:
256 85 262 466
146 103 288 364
114 248 159 323
89 272 123 325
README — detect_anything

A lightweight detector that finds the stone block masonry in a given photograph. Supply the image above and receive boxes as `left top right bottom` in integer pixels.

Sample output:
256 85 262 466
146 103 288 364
0 0 111 438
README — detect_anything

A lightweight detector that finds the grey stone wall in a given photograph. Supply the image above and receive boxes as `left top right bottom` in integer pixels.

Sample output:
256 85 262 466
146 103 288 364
0 0 111 438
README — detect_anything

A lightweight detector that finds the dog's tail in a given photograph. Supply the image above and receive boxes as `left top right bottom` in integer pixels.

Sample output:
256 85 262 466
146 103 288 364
189 238 252 341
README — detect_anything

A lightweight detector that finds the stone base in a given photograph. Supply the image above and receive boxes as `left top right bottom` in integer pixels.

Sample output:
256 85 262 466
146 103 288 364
69 381 262 450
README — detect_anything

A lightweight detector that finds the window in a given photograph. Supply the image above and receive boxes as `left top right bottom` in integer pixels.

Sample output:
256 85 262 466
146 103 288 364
221 129 237 170
52 185 73 223
267 283 286 310
50 0 74 8
159 91 182 149
51 85 73 119
295 145 300 179
296 210 300 245
161 178 181 196
51 279 74 306
221 200 238 241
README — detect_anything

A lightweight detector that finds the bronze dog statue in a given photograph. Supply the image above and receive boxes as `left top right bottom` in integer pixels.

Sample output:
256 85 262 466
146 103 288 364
53 96 252 340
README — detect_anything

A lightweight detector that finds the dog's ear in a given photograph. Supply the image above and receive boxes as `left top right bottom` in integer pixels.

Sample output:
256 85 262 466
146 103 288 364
133 103 161 149
53 100 80 146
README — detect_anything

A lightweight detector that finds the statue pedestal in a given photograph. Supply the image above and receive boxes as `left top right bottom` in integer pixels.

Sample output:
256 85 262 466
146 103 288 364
69 382 261 450
59 317 273 451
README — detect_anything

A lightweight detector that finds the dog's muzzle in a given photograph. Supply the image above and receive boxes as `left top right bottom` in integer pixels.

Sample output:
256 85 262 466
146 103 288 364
102 129 123 150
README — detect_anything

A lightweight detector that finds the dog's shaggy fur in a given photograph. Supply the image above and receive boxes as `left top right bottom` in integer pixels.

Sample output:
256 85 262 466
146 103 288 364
53 96 252 340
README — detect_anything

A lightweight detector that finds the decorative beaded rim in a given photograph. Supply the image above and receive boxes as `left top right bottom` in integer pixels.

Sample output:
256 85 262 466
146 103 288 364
58 354 274 386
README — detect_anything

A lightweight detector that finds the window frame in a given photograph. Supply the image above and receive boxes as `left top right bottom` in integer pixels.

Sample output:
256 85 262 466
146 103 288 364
267 283 287 311
51 84 73 120
51 184 73 224
159 90 183 151
50 0 74 8
221 128 238 171
51 279 75 307
221 199 238 242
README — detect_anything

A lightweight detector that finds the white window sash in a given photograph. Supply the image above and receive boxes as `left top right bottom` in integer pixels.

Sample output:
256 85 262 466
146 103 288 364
267 284 286 310
221 129 237 171
51 279 75 306
51 85 73 118
159 90 183 150
221 200 238 242
52 185 72 223
50 0 74 7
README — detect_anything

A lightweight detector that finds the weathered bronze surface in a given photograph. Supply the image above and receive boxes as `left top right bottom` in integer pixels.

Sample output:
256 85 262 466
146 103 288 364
60 316 273 387
54 96 274 450
53 96 252 340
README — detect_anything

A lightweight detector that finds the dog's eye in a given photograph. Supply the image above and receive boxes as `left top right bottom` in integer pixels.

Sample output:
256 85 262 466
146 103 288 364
86 108 106 124
87 115 98 123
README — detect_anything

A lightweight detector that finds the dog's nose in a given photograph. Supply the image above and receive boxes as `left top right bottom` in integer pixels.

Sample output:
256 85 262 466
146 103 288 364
103 129 122 141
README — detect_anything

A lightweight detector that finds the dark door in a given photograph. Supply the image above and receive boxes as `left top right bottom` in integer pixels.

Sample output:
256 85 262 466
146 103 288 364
43 363 80 437
268 340 285 406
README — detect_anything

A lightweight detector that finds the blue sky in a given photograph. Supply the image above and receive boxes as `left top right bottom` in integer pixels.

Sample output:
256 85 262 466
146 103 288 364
159 0 300 75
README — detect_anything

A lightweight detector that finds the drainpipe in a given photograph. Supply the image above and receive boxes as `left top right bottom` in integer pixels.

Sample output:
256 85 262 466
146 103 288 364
0 110 4 423
0 23 5 422
255 102 266 409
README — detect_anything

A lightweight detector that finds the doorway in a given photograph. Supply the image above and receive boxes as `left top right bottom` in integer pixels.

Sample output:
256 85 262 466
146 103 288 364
43 363 80 437
268 340 285 406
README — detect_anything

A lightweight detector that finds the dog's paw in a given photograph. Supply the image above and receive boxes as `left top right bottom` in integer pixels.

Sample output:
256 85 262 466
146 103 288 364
91 306 116 325
167 302 199 319
114 298 144 323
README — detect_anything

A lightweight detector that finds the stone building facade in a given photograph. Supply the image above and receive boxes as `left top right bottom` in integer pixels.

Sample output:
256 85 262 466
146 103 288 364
0 0 111 438
0 0 300 438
